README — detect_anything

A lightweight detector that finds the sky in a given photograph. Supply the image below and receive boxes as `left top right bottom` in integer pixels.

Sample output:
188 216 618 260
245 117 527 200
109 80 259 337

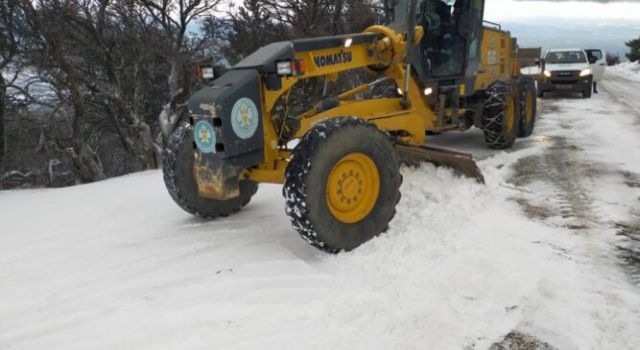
213 0 640 57
485 0 640 21
481 0 640 57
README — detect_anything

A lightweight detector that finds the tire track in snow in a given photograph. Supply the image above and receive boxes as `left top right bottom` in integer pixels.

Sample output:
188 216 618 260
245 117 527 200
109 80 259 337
506 93 640 348
602 72 640 117
600 74 640 286
512 86 640 286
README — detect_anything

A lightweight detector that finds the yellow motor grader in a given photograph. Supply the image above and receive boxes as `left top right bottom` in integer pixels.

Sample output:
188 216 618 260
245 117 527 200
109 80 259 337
162 0 537 252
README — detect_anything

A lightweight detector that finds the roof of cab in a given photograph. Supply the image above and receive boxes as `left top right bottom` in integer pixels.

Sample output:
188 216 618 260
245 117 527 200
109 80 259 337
546 48 584 52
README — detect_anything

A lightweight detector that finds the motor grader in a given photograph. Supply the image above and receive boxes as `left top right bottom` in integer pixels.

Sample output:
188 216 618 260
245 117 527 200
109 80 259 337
162 0 537 252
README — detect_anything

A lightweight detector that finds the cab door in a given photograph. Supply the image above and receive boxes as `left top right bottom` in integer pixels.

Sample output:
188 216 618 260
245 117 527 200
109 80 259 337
585 49 606 82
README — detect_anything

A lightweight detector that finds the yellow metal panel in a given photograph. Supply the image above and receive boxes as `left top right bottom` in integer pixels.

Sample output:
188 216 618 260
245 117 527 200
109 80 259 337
295 43 375 78
475 27 513 91
247 159 288 184
247 24 444 184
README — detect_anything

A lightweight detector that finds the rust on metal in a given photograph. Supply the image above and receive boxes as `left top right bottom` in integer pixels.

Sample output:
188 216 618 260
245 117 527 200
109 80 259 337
193 153 240 200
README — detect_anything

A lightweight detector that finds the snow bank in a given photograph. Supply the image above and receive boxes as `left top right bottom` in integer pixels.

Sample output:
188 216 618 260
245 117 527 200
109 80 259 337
608 61 640 82
2 162 639 349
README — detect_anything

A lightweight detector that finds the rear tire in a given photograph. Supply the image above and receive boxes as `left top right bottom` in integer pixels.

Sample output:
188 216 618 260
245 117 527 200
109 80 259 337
283 118 401 253
482 81 520 149
518 78 537 138
163 123 258 219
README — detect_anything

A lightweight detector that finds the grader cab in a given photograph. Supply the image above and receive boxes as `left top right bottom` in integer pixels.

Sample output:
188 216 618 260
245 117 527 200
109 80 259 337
162 0 537 253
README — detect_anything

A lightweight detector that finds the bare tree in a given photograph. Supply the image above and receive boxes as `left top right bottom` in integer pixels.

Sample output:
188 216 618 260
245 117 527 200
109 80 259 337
0 0 25 166
139 0 222 145
18 0 107 181
215 0 291 63
0 0 389 188
62 0 162 169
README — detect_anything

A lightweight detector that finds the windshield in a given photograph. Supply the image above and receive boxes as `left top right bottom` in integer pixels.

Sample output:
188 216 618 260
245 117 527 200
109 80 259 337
546 51 587 64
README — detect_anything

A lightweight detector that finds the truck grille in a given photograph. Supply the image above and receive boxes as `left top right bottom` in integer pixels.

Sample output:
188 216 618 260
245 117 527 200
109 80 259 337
550 70 580 85
552 71 579 78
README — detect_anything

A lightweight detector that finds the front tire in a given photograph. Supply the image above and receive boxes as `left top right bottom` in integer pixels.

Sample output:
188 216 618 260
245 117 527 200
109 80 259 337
583 88 592 98
163 123 258 219
482 81 520 149
283 118 401 253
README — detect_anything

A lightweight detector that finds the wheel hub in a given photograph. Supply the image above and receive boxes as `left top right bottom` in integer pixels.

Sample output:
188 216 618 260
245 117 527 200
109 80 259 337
326 153 380 224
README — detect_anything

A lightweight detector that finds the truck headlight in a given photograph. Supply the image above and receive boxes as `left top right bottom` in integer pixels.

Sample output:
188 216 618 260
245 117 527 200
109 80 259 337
579 68 592 77
543 70 552 78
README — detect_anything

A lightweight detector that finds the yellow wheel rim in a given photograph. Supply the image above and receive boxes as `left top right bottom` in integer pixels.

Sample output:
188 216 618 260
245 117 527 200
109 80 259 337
326 152 380 224
525 91 534 123
506 95 516 132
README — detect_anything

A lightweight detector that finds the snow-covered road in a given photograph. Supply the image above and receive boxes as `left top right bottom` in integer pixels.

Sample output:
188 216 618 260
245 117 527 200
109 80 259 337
1 72 640 349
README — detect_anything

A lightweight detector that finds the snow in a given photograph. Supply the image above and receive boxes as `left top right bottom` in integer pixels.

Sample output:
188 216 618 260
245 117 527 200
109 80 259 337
2 75 640 349
609 61 640 82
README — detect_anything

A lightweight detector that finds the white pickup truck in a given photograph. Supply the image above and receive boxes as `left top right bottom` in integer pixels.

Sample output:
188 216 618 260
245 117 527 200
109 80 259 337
538 48 605 98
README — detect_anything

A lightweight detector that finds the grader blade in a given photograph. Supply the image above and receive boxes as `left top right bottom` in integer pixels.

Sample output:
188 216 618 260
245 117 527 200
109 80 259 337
395 144 485 184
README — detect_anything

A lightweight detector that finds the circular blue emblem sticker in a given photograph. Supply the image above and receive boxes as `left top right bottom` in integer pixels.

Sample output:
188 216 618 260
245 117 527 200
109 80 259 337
231 98 259 139
194 120 216 153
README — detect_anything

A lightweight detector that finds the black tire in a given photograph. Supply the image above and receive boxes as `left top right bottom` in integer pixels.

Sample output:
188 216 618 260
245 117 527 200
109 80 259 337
162 123 258 219
583 89 592 98
283 118 401 253
482 81 520 149
518 77 537 138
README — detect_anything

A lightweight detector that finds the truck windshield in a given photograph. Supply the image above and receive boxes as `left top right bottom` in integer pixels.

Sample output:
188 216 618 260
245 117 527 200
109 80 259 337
546 51 587 64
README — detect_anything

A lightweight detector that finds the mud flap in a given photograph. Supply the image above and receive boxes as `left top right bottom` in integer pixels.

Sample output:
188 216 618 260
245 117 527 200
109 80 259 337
395 143 485 184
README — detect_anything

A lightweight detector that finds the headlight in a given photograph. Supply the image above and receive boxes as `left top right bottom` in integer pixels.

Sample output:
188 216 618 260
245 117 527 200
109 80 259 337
201 67 214 80
579 68 592 77
276 61 293 76
544 70 552 78
276 59 305 76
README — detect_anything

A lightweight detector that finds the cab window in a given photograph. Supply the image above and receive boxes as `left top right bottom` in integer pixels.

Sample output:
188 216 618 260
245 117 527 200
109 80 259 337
586 50 603 61
418 0 479 78
546 51 587 64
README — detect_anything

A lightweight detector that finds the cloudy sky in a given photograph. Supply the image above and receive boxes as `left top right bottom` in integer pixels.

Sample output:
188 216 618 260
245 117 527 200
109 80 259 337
485 0 640 20
479 0 640 56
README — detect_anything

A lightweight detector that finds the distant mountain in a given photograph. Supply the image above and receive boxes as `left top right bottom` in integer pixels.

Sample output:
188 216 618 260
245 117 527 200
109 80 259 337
499 18 640 59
